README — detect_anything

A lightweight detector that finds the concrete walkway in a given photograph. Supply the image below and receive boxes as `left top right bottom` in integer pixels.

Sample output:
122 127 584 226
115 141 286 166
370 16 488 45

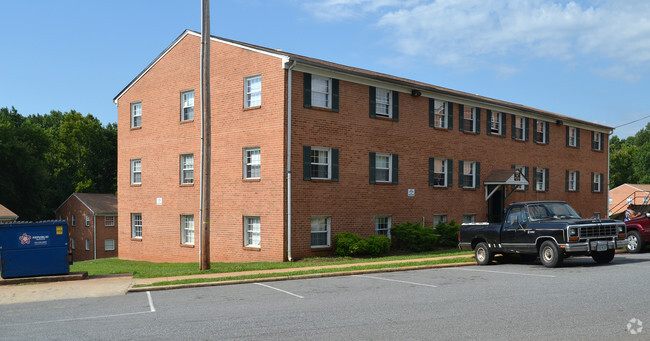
0 254 475 304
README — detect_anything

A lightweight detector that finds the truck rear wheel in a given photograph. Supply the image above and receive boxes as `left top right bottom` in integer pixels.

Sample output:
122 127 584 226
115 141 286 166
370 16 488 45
592 249 615 264
627 230 645 253
475 242 493 265
539 241 563 268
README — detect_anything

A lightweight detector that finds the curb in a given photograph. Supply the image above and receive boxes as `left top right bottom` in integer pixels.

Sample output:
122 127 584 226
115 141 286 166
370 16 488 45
128 261 477 293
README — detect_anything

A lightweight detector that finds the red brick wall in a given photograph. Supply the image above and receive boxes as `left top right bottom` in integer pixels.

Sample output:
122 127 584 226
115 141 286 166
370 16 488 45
289 72 609 259
55 196 118 261
117 33 286 262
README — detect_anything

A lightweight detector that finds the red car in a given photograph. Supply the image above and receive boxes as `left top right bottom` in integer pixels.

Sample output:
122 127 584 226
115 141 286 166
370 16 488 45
625 213 650 253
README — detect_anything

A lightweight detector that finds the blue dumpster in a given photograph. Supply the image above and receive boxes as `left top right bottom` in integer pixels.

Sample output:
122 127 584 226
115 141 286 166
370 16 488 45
0 221 72 279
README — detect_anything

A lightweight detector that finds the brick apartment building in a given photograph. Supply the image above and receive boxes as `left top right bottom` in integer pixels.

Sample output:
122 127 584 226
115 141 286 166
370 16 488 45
55 193 118 261
114 30 611 263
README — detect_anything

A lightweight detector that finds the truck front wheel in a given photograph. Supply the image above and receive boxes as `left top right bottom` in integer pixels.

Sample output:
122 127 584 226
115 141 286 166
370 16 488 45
592 249 615 264
475 242 493 265
627 230 645 253
539 241 563 268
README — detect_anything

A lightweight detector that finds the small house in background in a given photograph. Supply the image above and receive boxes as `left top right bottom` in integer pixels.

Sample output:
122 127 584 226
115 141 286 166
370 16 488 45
55 193 117 261
609 184 650 218
0 204 18 223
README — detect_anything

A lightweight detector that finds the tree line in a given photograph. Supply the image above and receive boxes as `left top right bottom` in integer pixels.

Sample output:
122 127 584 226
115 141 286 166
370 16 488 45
0 107 116 220
610 122 650 189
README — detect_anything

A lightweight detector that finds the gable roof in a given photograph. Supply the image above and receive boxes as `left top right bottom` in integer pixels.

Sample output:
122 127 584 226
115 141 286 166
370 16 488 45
0 204 18 220
613 184 650 193
114 29 613 132
57 193 117 216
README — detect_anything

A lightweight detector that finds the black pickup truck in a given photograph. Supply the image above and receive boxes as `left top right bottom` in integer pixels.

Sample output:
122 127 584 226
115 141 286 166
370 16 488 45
459 201 628 267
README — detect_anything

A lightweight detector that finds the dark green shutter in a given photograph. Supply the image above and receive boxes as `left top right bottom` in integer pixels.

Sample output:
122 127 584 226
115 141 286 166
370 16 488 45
447 102 454 130
533 119 538 142
458 104 464 132
303 146 311 180
545 122 549 144
486 110 492 135
524 117 529 141
428 158 435 186
458 160 464 187
533 167 538 191
501 113 506 137
392 154 399 184
369 87 376 118
576 171 580 192
447 159 453 187
566 126 570 146
369 152 376 184
392 91 399 122
524 166 530 190
303 73 311 108
475 108 481 134
331 148 339 182
565 170 569 191
475 162 481 188
545 169 550 191
576 128 580 148
429 99 435 127
591 172 595 192
511 114 516 140
332 79 339 112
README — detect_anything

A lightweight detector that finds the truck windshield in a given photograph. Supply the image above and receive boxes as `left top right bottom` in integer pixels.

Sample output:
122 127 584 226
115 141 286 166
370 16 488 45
527 203 581 221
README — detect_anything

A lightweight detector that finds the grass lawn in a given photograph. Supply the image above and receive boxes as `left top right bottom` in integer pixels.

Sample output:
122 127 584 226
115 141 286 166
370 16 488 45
70 249 473 279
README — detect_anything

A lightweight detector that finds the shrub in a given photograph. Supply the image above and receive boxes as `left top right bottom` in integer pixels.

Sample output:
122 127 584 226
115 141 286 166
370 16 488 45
333 232 391 257
390 221 440 252
434 220 461 247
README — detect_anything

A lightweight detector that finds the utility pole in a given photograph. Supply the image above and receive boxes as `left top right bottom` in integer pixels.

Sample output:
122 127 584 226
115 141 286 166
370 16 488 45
199 0 211 270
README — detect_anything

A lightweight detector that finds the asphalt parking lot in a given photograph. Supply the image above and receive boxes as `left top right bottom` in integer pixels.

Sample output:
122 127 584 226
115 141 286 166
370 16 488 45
1 252 649 340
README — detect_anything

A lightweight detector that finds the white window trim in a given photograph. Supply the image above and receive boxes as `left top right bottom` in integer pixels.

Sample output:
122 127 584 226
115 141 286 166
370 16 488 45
514 116 526 141
463 106 477 132
536 168 546 191
568 170 578 191
568 127 578 147
131 102 142 128
311 76 331 109
244 147 261 179
593 173 602 192
85 239 90 251
375 216 391 237
181 215 195 245
536 121 547 143
132 213 142 239
85 215 90 227
71 238 75 250
375 153 392 183
514 166 527 191
490 112 502 135
71 214 76 226
311 147 332 180
105 239 115 251
244 75 262 108
462 214 476 224
433 100 447 129
244 216 261 248
311 216 331 248
375 88 392 118
462 161 476 189
104 216 115 227
433 215 447 227
593 132 602 150
180 154 194 184
131 159 142 185
181 90 194 121
433 158 447 188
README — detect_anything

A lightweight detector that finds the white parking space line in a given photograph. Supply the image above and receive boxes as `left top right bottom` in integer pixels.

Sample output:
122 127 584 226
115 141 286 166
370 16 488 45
254 283 304 299
443 268 556 278
353 275 438 288
3 292 156 326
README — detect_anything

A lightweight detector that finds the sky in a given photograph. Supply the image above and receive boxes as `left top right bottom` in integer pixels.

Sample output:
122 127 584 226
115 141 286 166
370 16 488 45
1 0 649 138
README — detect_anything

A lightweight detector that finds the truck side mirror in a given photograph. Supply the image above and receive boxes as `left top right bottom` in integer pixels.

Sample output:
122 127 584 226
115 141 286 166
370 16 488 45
646 212 650 219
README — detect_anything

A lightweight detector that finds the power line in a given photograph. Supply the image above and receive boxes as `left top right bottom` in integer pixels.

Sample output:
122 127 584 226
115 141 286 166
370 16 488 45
614 115 650 129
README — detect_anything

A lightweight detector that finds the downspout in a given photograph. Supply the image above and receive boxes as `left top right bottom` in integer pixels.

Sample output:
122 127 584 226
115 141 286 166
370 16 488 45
607 130 613 217
287 59 297 262
93 215 97 260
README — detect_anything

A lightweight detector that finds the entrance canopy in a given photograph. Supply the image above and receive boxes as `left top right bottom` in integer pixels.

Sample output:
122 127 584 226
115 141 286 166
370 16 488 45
484 169 529 201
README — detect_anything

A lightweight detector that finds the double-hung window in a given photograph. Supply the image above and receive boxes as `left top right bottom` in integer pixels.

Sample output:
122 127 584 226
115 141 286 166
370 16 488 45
312 76 331 108
460 160 480 189
375 216 391 237
105 216 115 226
592 173 602 192
462 215 476 224
370 153 398 184
131 159 141 185
105 239 115 251
244 216 261 248
85 216 90 227
181 90 194 121
430 158 452 187
71 215 76 226
513 115 526 141
375 88 392 118
433 99 447 128
490 111 502 135
513 165 528 190
535 120 548 144
567 170 580 192
592 132 603 151
567 127 580 147
303 146 339 181
534 167 549 192
311 216 330 247
462 106 477 133
131 102 142 128
245 75 261 108
181 215 194 245
244 147 261 179
433 215 447 227
180 154 194 184
131 213 142 239
85 239 90 251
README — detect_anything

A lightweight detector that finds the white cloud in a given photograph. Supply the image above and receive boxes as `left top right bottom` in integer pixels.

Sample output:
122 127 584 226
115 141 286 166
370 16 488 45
304 0 650 79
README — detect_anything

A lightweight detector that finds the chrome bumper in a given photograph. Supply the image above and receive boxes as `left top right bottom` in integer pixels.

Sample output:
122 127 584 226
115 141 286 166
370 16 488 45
564 239 628 252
